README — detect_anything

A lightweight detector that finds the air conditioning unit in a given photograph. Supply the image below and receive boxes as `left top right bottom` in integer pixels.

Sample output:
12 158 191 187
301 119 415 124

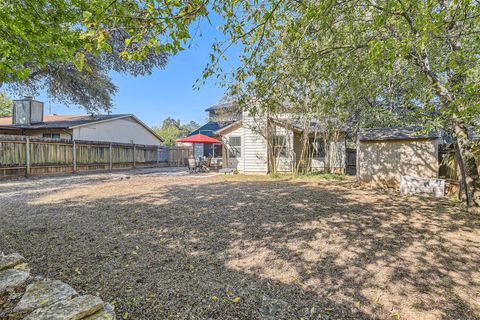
12 96 44 125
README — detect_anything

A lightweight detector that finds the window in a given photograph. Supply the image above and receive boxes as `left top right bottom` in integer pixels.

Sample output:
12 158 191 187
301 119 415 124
309 138 325 158
213 144 223 158
272 135 288 157
203 144 223 158
43 133 61 139
228 136 241 158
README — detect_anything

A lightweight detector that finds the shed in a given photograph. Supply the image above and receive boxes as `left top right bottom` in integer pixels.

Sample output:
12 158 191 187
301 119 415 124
357 127 441 187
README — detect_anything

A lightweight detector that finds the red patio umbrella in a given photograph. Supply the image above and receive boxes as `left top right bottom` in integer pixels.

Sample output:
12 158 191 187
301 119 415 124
176 133 223 144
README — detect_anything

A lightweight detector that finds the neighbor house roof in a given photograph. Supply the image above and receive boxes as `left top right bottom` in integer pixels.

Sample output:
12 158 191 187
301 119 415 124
0 114 129 129
0 114 164 142
358 127 440 141
188 121 236 137
204 102 240 112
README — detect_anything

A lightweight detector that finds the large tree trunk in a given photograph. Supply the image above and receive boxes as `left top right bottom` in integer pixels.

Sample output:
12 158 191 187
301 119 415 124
453 119 480 211
411 51 480 210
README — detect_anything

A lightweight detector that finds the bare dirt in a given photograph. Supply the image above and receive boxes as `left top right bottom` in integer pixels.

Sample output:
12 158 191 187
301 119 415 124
0 169 479 319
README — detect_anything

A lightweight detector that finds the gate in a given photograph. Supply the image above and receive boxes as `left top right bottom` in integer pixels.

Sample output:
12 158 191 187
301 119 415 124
346 148 357 175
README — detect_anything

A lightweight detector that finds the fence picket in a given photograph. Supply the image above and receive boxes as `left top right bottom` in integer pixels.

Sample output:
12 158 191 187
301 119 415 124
0 135 193 177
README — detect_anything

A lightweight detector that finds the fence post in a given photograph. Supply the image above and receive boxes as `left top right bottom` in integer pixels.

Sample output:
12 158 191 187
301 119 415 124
109 143 113 171
25 138 30 177
133 144 136 168
157 146 160 167
72 140 77 173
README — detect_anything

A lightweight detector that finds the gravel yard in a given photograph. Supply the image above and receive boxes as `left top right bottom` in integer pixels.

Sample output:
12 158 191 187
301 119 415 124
0 169 479 319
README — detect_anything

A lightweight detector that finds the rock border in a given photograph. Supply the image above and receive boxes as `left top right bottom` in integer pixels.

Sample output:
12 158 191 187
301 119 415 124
0 252 115 319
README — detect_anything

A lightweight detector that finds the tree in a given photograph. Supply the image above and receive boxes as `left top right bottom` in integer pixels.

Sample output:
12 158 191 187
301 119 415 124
152 117 200 146
0 91 12 117
1 0 207 111
208 0 480 210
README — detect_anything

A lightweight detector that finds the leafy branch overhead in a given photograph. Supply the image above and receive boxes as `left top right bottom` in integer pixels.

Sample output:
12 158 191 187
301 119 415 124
203 0 480 208
0 0 208 112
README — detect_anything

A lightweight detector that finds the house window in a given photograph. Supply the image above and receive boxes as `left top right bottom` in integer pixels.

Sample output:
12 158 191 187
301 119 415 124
213 144 223 158
309 138 326 158
229 136 241 158
43 133 61 139
272 135 288 157
203 143 223 158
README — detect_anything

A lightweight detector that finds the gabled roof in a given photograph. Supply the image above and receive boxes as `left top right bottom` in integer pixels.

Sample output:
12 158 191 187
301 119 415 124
205 102 240 112
358 127 440 141
214 121 242 135
188 121 236 137
0 114 164 142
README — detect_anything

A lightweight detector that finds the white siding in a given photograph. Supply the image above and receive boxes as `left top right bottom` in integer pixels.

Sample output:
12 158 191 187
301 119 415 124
242 113 268 173
222 125 244 171
272 125 294 172
72 117 161 145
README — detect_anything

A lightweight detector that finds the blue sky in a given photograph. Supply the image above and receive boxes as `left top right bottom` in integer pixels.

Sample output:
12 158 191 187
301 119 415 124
34 14 239 127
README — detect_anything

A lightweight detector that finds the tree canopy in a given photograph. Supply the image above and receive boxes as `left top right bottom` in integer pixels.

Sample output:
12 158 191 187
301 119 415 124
152 117 200 146
0 91 12 117
206 0 480 208
0 0 207 112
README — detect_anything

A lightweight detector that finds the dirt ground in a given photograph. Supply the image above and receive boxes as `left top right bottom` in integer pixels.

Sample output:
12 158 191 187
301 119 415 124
0 169 479 320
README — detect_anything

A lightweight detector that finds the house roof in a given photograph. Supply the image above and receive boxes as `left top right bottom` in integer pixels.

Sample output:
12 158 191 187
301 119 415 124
271 118 351 134
358 127 440 141
188 121 236 137
0 114 129 129
0 114 164 142
204 102 240 112
214 121 243 135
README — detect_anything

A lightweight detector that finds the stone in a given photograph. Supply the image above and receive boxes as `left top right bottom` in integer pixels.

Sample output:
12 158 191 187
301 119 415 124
0 269 30 294
400 175 445 198
84 303 116 320
0 253 25 271
259 295 289 320
13 279 78 314
24 295 104 320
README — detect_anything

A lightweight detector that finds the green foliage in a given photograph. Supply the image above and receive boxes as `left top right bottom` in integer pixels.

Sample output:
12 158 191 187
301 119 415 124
207 0 480 131
0 91 12 117
152 117 199 146
294 172 346 181
0 0 207 111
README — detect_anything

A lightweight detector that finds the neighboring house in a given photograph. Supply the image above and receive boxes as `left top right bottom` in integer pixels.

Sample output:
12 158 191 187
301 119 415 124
191 102 348 173
357 127 441 187
0 97 163 145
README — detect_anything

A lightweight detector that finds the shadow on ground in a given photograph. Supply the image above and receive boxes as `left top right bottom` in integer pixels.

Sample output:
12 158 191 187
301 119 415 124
0 175 479 319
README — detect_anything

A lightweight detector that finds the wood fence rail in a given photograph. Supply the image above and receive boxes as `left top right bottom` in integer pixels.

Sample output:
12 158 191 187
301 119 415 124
0 135 192 178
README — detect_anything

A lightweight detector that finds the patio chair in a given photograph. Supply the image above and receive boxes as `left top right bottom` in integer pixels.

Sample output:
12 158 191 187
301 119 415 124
203 156 212 172
187 158 198 173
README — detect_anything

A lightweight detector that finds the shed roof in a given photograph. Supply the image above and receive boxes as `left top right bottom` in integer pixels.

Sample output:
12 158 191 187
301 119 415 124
358 127 440 141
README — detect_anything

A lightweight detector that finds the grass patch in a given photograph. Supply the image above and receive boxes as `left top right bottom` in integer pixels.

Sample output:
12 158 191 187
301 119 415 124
294 172 346 180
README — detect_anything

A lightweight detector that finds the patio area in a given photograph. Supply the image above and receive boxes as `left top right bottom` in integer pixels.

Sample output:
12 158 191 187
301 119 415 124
0 173 479 319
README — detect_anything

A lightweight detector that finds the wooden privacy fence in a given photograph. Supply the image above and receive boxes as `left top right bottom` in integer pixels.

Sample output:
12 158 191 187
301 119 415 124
0 135 192 177
439 146 480 181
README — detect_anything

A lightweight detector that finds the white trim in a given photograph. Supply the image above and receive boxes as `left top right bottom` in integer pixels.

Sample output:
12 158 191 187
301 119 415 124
214 120 243 135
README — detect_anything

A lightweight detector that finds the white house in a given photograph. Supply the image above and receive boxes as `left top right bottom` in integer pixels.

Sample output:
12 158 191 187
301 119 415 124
190 102 348 174
0 97 163 146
